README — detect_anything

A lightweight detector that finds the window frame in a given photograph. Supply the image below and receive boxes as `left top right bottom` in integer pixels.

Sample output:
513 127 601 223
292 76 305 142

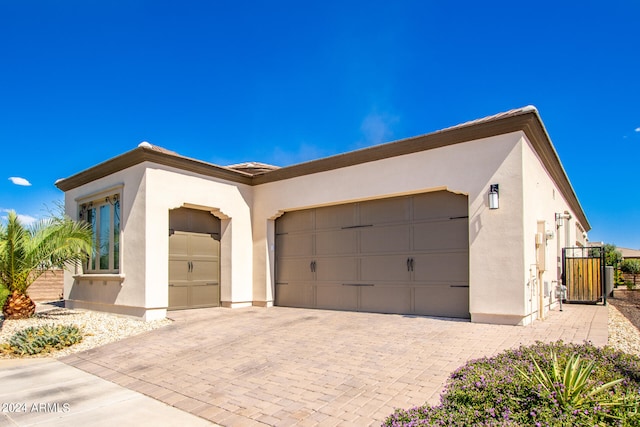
78 188 122 275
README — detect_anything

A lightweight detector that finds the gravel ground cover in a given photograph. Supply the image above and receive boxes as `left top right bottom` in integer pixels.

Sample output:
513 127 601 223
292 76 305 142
0 297 639 359
607 289 640 355
0 303 171 359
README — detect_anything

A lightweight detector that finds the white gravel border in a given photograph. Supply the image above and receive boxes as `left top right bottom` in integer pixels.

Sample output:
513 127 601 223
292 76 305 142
608 303 640 355
0 303 171 359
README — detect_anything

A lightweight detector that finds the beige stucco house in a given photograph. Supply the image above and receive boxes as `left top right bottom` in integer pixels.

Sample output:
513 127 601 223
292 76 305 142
55 106 589 325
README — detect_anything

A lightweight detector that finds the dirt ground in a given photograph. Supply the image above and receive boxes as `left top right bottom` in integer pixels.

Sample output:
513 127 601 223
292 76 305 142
607 289 640 331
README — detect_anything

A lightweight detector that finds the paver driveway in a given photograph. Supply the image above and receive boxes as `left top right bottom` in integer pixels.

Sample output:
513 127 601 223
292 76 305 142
61 305 607 426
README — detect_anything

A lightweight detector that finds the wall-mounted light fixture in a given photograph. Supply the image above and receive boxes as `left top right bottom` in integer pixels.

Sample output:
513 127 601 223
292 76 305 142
555 211 571 225
488 184 499 209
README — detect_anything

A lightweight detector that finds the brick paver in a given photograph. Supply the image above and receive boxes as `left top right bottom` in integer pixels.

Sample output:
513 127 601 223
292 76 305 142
60 304 607 426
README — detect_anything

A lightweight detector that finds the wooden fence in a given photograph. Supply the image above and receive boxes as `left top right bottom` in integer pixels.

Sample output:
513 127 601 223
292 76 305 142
563 247 604 303
27 269 64 302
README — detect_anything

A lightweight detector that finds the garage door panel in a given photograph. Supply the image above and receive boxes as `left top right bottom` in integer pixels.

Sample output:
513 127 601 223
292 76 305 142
360 197 409 225
315 204 356 229
277 210 314 233
191 259 219 282
360 255 411 282
276 233 314 257
169 260 189 281
414 286 469 318
412 252 469 282
413 192 467 221
316 230 356 255
168 218 220 310
360 225 410 254
413 220 468 251
189 234 219 255
276 258 315 282
316 257 358 282
360 286 411 314
190 283 220 307
169 233 189 257
275 191 469 319
316 284 358 310
168 285 189 309
275 283 314 307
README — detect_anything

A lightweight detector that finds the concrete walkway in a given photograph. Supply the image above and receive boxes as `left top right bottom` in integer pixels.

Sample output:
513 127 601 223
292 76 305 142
0 358 215 426
53 304 607 427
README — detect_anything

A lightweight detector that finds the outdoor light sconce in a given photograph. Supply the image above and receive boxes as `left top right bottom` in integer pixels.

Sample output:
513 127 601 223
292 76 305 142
488 184 499 209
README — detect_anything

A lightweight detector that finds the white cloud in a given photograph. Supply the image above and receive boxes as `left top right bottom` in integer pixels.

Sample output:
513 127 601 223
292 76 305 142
635 127 640 132
0 209 38 226
359 111 399 146
16 214 38 225
8 177 32 186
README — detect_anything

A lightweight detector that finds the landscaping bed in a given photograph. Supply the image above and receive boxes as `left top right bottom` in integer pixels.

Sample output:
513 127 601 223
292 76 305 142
609 289 640 331
383 341 640 426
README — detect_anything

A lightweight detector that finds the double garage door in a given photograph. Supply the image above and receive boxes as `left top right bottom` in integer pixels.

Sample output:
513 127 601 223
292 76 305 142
275 191 469 318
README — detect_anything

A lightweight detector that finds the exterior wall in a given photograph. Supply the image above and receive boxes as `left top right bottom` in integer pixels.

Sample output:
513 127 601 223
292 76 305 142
144 166 254 309
59 120 588 326
63 162 253 320
252 132 529 324
63 164 149 317
521 136 587 324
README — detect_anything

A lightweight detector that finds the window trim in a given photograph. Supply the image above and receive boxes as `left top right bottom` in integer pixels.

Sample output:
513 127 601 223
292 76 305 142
77 185 123 275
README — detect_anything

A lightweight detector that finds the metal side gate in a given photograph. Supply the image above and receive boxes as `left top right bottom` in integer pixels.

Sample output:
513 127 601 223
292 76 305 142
562 246 606 304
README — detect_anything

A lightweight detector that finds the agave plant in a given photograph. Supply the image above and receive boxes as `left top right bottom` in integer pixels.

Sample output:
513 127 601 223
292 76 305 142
0 210 92 319
516 349 624 410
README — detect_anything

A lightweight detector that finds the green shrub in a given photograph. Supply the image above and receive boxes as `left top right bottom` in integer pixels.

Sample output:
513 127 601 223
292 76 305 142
626 281 635 290
383 341 640 426
0 283 9 309
2 324 83 356
615 270 626 288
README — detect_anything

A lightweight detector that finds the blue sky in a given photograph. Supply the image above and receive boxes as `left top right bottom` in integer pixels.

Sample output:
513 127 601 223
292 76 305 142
1 1 639 248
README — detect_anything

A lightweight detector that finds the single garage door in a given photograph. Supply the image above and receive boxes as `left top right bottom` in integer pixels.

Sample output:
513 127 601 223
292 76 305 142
168 208 221 310
275 191 469 318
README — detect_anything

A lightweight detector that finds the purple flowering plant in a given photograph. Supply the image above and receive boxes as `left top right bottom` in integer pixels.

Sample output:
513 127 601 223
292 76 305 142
382 341 640 426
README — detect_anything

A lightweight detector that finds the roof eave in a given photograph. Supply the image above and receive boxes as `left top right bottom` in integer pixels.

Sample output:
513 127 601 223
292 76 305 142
54 146 253 192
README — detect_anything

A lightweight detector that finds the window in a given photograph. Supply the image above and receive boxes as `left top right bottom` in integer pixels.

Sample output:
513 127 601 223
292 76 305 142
80 193 121 273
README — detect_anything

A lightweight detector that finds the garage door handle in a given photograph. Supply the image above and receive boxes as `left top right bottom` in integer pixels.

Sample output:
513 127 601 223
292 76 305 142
310 261 316 272
407 258 414 271
169 284 175 287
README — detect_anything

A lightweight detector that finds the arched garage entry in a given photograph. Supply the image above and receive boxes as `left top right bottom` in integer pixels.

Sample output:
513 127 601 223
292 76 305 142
274 190 470 318
168 207 221 310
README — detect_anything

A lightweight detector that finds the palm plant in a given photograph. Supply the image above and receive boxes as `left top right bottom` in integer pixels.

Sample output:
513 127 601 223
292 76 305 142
0 210 92 319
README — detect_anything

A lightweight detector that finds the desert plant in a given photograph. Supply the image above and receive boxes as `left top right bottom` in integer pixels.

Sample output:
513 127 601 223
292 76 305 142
2 324 83 355
516 349 624 411
0 210 92 319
